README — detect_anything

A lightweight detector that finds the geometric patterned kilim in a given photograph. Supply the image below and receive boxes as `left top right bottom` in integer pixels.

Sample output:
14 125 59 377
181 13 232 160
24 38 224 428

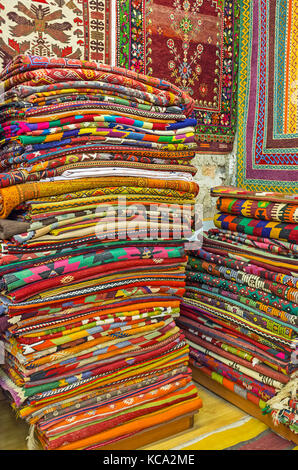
236 0 298 192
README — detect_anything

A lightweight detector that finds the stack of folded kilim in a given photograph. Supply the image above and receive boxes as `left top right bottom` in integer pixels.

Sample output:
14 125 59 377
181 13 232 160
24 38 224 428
179 186 298 436
0 55 202 450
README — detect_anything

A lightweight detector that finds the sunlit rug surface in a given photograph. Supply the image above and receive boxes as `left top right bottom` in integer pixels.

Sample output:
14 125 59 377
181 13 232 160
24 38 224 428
180 417 297 450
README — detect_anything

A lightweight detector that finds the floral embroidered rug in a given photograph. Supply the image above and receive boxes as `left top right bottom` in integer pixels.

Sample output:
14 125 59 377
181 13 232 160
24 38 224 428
115 0 240 154
0 0 111 70
236 0 298 192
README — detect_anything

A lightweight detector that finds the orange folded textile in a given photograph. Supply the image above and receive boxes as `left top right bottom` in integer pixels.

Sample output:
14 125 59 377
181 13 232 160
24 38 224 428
0 177 199 219
55 395 202 450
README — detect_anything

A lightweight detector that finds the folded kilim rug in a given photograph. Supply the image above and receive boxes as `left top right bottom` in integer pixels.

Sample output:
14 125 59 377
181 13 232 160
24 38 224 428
236 0 298 192
115 0 240 154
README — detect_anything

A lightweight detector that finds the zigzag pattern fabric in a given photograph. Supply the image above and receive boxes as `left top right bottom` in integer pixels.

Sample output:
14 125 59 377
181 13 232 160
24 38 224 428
179 185 298 436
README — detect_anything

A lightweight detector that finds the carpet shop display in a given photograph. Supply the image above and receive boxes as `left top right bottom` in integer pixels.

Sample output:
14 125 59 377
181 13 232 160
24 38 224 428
236 0 297 192
178 185 298 439
115 0 240 154
0 54 202 450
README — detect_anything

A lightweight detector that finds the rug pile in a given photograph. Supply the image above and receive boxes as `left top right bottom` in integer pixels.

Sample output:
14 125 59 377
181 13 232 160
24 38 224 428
179 186 298 436
0 54 202 450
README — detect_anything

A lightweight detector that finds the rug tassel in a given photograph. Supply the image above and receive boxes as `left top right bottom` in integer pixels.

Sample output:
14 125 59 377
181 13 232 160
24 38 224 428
266 376 297 411
26 424 40 450
8 316 21 325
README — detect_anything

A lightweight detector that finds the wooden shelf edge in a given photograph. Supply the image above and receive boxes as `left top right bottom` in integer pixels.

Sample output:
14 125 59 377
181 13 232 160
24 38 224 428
98 413 195 450
191 366 298 446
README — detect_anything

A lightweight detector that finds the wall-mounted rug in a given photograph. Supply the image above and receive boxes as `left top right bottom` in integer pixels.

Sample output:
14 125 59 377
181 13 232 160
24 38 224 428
0 0 111 70
115 0 240 154
236 0 298 193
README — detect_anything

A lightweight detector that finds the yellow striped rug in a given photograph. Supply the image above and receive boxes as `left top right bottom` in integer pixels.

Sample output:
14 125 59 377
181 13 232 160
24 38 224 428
179 417 297 450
